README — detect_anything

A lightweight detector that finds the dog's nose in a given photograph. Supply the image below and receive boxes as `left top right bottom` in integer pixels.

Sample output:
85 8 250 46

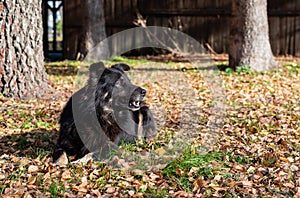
141 89 146 96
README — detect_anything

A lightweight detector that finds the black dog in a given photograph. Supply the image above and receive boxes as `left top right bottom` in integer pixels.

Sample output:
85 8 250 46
53 62 157 163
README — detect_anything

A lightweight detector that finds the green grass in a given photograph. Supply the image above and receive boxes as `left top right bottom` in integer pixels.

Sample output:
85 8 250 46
0 185 5 195
32 147 51 160
49 183 64 197
109 56 149 64
163 151 226 191
144 188 169 197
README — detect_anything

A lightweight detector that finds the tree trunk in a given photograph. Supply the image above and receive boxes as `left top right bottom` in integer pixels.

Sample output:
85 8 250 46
0 0 48 99
77 0 107 61
229 0 277 71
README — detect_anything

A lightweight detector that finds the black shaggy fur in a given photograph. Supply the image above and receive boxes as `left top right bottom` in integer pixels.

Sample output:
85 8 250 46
53 62 157 162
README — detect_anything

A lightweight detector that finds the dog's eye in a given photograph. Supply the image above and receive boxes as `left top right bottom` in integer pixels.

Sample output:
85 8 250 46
115 79 123 87
117 76 126 84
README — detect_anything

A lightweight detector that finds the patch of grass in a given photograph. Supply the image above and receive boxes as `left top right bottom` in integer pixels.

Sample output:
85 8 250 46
110 56 149 64
282 63 300 75
281 104 295 111
36 120 51 129
46 60 82 67
0 186 5 195
49 183 64 197
119 141 138 152
222 171 235 179
231 154 249 165
236 65 251 73
163 151 226 191
8 164 27 181
22 119 33 129
224 67 234 75
17 136 28 148
218 62 252 75
45 60 82 76
219 191 236 198
144 188 169 197
284 62 300 68
21 119 53 130
216 61 229 71
8 136 28 150
32 147 51 159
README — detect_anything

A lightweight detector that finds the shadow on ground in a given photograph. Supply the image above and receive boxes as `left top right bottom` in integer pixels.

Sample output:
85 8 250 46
0 129 58 159
45 65 78 76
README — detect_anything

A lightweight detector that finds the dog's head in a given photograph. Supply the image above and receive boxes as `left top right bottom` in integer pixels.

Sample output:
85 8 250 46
109 63 146 111
94 63 147 111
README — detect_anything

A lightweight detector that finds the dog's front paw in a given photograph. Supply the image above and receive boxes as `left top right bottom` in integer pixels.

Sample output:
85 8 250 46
71 153 94 165
53 151 69 167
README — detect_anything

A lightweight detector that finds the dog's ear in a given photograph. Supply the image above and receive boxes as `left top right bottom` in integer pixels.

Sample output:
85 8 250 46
89 62 105 75
88 62 105 87
111 63 130 72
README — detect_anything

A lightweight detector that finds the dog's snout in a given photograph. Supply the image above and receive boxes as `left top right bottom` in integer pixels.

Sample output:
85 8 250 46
141 89 146 96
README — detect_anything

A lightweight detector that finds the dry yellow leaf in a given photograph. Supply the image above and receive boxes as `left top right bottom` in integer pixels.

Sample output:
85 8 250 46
28 165 38 173
61 170 72 181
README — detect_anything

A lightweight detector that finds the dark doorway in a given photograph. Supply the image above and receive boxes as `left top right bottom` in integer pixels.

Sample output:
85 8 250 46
42 0 63 61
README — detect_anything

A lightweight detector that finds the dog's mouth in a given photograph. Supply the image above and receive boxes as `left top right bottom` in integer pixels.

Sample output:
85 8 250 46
128 87 146 111
129 100 142 110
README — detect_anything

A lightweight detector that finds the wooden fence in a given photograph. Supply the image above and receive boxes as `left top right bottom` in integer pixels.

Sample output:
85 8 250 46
103 0 300 57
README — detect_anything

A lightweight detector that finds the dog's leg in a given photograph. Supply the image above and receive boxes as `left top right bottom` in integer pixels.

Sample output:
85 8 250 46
139 106 157 139
137 112 144 139
53 146 69 166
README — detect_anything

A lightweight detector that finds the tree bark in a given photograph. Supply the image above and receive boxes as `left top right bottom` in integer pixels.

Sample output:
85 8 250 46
229 0 277 71
0 0 48 99
77 0 107 61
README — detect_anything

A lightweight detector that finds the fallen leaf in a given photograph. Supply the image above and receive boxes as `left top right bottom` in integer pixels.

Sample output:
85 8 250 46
79 177 89 188
242 180 252 187
290 164 299 172
279 157 290 163
149 172 160 180
0 174 5 180
28 175 37 185
233 164 245 172
28 165 38 173
193 177 206 192
61 170 72 181
126 190 134 196
106 187 116 194
283 182 295 188
91 189 102 197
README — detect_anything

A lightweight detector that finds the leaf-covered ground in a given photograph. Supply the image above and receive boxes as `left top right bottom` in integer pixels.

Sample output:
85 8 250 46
0 58 299 197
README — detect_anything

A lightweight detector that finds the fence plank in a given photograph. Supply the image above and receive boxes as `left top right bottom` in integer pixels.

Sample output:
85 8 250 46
94 0 300 57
